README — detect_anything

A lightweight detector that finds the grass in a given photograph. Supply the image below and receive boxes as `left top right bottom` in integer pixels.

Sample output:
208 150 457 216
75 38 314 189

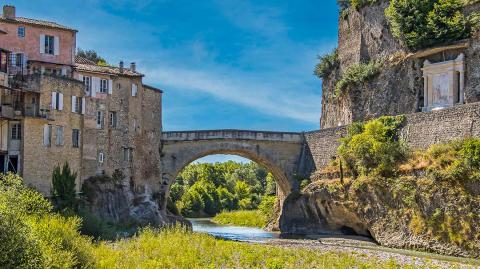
93 227 406 269
212 210 268 228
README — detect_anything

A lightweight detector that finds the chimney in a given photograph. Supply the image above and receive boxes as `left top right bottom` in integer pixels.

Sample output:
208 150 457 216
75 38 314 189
130 62 136 72
2 5 15 20
119 61 124 73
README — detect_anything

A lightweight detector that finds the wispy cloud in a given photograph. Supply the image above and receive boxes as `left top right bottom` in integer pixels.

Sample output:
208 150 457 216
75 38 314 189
143 62 321 123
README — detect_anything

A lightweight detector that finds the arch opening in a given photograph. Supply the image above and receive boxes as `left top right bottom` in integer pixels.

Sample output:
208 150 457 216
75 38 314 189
166 152 286 225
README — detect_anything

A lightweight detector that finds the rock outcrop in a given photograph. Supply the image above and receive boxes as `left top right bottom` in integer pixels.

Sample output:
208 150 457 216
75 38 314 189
280 177 480 258
80 175 189 228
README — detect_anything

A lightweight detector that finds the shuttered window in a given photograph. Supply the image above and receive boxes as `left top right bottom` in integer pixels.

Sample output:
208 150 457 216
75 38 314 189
72 129 80 148
55 125 64 146
43 125 52 147
11 123 21 140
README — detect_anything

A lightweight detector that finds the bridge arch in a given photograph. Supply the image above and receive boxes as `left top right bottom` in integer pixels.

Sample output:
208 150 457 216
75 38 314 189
158 130 307 213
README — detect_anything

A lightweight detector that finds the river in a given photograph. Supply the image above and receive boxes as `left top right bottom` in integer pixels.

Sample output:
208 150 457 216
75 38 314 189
189 218 279 243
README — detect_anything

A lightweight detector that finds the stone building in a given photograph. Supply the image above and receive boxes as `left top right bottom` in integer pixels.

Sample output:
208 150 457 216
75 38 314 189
0 5 163 198
74 57 163 195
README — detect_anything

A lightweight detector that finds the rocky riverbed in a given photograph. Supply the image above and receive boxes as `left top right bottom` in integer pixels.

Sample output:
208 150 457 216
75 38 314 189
265 236 480 269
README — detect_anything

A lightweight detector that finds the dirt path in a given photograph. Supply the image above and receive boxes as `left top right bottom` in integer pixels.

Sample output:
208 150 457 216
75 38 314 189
264 236 480 268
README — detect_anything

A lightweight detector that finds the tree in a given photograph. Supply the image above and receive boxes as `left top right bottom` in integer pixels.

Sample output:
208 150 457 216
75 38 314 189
51 162 77 210
385 0 468 50
77 48 108 66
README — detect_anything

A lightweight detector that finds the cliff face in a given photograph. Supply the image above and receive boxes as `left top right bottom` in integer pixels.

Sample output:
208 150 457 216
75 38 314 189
320 1 480 129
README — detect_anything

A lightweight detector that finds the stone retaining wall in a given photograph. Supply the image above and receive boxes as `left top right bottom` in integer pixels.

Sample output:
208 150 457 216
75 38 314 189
305 102 480 175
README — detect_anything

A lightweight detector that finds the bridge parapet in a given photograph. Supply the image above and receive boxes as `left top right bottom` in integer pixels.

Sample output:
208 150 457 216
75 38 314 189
162 129 303 142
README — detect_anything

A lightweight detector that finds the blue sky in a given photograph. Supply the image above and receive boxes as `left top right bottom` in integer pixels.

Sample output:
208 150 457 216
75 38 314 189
9 0 339 163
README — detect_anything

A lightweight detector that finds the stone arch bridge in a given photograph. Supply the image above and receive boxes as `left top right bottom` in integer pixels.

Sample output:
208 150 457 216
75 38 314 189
159 130 311 209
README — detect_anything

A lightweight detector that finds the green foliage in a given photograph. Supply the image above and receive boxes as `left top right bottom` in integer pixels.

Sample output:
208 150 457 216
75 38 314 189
51 162 77 210
338 116 406 177
337 0 379 10
172 161 276 217
0 174 95 268
213 210 269 227
385 0 471 50
335 60 382 95
77 48 108 66
314 49 338 79
258 195 277 221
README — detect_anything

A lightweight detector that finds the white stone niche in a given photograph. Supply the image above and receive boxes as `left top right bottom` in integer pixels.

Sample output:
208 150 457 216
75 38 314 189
421 53 465 112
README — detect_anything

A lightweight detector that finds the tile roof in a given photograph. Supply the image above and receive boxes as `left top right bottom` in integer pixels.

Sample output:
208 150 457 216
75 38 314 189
0 16 77 32
74 56 144 77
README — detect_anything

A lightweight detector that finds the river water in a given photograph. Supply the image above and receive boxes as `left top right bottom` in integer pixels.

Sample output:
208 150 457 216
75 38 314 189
189 218 279 243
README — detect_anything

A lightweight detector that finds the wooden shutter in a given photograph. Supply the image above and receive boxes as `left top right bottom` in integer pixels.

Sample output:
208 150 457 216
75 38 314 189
54 36 60 56
108 79 113 95
43 125 50 147
40 34 45 54
61 67 67 76
51 92 57 109
91 77 99 97
58 93 64 111
71 96 76 113
77 73 84 81
81 97 86 114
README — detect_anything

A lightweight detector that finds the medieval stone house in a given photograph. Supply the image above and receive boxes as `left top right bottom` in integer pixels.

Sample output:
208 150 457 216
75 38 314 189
0 5 163 194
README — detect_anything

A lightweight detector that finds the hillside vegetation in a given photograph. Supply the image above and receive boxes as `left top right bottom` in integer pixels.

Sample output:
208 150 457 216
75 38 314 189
308 116 480 257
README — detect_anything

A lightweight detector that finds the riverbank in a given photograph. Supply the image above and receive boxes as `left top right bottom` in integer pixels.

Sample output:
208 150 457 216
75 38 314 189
265 237 480 269
212 210 267 228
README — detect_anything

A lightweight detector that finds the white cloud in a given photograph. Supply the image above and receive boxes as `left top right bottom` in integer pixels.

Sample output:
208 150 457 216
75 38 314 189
143 63 321 123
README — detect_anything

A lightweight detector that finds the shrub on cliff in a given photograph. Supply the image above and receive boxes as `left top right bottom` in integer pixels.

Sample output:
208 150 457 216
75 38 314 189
335 60 382 96
386 0 470 50
338 116 406 177
314 48 339 79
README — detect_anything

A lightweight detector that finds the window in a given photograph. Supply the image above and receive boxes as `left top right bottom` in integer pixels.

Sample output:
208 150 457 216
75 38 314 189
109 111 117 128
123 148 133 162
44 35 55 55
100 79 108 93
116 83 121 90
55 125 64 146
72 96 82 113
72 129 80 148
83 76 91 92
96 111 104 129
98 152 104 163
17 26 25 38
15 53 23 67
51 92 63 111
43 125 52 147
11 123 21 140
131 83 138 97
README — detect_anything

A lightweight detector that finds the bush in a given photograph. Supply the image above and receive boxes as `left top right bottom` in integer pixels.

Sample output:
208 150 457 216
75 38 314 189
338 116 406 177
337 0 379 10
0 174 95 268
213 210 268 227
335 60 382 95
314 49 338 79
386 0 469 50
258 195 277 221
51 162 77 210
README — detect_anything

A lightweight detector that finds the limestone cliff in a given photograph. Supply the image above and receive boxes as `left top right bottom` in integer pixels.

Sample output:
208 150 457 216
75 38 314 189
280 176 480 258
320 0 480 129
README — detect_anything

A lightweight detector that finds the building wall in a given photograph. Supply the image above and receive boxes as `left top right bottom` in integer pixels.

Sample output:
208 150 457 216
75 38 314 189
0 21 76 66
21 75 84 194
77 71 163 197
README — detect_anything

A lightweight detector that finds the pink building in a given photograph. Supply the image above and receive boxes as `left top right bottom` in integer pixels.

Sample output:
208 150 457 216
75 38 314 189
0 5 77 77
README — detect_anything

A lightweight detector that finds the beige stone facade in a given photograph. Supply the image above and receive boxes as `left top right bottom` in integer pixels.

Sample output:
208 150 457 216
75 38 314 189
0 5 163 196
75 58 162 197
